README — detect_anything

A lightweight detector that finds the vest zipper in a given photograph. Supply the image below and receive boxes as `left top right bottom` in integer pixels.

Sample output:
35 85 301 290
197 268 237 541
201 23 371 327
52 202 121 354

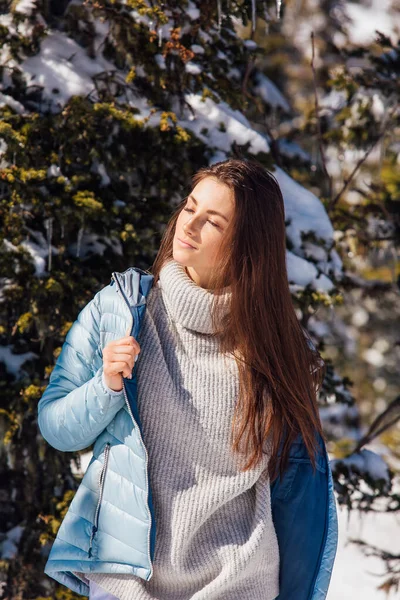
88 442 111 558
109 272 153 578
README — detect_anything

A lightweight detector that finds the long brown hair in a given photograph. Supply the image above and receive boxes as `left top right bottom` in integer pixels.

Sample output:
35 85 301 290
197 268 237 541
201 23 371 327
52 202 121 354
150 158 326 482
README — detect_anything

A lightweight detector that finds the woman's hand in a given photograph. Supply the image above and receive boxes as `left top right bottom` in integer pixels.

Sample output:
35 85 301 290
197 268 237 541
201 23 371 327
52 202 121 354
103 327 141 392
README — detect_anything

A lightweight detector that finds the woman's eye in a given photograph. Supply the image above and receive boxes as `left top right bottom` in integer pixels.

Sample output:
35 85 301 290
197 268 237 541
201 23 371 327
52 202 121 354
183 208 219 228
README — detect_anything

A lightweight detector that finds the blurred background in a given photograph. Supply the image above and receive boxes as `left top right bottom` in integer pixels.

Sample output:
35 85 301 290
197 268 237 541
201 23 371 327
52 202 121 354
0 1 399 598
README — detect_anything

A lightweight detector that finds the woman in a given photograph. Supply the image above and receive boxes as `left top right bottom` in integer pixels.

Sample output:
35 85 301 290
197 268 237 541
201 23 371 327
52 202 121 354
38 158 338 600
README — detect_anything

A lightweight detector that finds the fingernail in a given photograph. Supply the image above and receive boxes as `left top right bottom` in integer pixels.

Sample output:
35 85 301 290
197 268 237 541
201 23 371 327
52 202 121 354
134 355 138 362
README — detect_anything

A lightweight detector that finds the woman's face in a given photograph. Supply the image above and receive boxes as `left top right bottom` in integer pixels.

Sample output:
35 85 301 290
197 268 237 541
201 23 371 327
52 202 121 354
173 176 235 289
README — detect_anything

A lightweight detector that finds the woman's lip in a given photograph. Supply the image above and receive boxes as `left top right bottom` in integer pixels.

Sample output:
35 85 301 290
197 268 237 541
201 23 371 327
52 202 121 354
178 238 197 249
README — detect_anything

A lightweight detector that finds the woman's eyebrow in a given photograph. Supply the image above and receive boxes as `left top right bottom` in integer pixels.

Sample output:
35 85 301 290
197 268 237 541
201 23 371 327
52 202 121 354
188 195 229 222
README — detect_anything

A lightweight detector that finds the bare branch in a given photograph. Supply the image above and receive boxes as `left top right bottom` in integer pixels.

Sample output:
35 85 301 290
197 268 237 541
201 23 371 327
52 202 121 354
310 31 333 201
351 395 400 454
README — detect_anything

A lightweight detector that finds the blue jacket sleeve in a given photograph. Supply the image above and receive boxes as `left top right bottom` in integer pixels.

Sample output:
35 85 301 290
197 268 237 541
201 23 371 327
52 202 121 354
37 290 126 452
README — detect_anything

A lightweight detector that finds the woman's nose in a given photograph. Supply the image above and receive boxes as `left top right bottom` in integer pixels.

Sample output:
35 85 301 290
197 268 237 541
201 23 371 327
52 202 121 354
184 220 195 234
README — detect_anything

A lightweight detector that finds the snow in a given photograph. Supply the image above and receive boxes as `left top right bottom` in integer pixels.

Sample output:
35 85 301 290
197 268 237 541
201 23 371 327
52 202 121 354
275 166 335 248
2 233 58 278
243 39 258 50
126 95 158 122
343 0 400 46
320 404 361 439
277 138 310 161
253 72 291 112
21 227 59 276
0 525 25 559
154 53 166 69
370 93 385 120
185 62 203 75
288 14 330 60
47 164 61 178
2 226 122 278
273 167 343 289
14 0 36 15
176 93 271 156
362 349 386 368
0 278 15 303
0 92 27 114
287 251 334 292
113 199 127 208
191 44 205 54
331 449 391 489
186 1 200 21
0 345 38 378
19 30 118 111
328 502 400 599
129 8 175 44
0 138 7 159
319 89 348 113
199 29 212 44
216 49 228 60
67 231 123 260
90 159 111 186
352 307 369 327
226 66 241 80
70 450 93 477
129 10 153 28
20 238 51 275
287 251 318 285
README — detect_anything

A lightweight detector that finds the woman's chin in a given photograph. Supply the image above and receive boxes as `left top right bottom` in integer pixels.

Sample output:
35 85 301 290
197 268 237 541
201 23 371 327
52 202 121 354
172 247 192 265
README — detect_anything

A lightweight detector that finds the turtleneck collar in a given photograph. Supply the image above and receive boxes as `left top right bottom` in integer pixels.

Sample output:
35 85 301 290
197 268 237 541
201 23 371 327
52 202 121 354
158 259 232 334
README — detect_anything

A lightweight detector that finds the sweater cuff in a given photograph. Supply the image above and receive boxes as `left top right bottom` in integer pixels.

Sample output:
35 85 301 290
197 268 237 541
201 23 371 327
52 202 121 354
100 370 124 396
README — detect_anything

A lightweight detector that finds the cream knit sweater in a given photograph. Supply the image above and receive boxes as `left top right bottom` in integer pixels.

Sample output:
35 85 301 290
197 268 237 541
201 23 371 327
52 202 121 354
79 258 280 600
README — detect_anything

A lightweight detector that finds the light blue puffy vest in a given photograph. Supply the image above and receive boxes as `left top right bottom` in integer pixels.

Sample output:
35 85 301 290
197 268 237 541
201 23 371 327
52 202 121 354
37 266 338 599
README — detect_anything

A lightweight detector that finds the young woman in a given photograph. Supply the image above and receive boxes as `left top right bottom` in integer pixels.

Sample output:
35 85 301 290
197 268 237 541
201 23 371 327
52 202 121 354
38 158 338 600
